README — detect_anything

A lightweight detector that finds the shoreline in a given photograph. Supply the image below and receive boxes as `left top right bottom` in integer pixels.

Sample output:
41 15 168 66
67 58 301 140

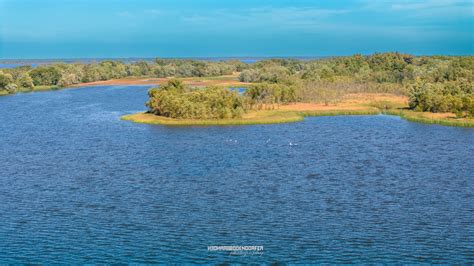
0 74 250 96
121 93 474 127
122 109 474 127
2 79 472 127
74 75 249 87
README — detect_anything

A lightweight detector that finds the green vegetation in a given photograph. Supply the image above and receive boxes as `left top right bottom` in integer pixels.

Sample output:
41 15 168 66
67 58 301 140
384 109 474 127
245 83 297 109
1 53 472 99
2 53 473 127
146 80 245 119
0 59 246 95
129 53 471 126
408 79 473 117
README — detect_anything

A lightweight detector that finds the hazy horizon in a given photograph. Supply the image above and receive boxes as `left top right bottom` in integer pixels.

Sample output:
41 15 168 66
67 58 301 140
1 53 472 61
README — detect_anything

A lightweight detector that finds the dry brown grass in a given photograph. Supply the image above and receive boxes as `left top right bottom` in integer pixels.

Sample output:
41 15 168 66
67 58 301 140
273 93 407 112
122 110 304 126
76 74 250 88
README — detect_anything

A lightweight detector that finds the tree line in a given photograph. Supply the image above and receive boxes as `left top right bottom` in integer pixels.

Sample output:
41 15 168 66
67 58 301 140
0 59 247 94
1 53 472 117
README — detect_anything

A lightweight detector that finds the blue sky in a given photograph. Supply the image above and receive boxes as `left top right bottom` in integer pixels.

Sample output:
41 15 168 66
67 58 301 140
0 0 472 58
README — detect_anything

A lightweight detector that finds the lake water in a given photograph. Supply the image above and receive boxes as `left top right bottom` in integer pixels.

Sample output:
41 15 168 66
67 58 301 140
0 86 473 263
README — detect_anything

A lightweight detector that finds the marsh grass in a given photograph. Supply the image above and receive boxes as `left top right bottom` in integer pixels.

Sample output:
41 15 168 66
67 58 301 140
122 106 381 126
1 86 58 96
122 110 304 126
384 109 474 127
123 105 474 127
15 85 59 94
299 109 381 117
33 85 59 91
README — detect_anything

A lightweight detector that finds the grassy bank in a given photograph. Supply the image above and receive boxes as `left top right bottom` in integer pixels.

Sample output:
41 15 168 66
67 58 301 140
122 110 304 126
122 108 474 127
384 109 474 127
299 108 381 117
1 85 60 96
122 93 474 127
121 108 382 126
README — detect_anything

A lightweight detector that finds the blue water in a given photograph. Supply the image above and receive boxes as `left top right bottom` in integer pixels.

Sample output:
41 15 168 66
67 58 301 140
0 63 39 69
0 86 473 264
229 87 247 94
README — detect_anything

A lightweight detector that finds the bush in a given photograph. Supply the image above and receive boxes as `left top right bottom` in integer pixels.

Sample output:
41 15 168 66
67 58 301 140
146 80 246 119
239 69 260 82
409 80 474 117
5 83 18 94
16 73 34 89
245 83 296 109
30 66 62 86
57 73 80 87
0 72 14 89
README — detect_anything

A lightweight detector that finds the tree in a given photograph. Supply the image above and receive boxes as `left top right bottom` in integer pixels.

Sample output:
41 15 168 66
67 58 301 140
16 73 34 89
0 72 14 89
5 83 18 94
30 66 61 85
239 69 260 82
57 73 80 87
146 80 246 119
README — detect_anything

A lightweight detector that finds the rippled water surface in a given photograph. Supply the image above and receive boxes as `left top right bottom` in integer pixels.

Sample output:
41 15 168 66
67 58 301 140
0 86 473 263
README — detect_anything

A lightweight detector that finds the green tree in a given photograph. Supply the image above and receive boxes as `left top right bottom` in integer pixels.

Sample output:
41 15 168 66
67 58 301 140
30 66 62 85
0 72 14 89
16 73 34 89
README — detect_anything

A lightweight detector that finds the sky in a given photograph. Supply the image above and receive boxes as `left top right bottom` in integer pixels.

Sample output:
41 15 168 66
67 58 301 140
0 0 472 59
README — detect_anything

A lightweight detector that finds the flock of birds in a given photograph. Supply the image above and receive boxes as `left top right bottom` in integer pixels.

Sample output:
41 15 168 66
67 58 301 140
224 138 298 146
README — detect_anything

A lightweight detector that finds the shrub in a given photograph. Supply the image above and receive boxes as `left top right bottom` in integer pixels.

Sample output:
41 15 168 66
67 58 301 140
0 72 14 89
30 66 62 86
409 80 474 117
16 73 34 89
245 83 296 109
239 69 261 82
5 83 18 94
146 80 246 119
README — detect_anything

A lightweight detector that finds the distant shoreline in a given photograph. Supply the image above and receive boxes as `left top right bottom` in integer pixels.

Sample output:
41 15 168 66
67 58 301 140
0 74 250 96
74 75 250 87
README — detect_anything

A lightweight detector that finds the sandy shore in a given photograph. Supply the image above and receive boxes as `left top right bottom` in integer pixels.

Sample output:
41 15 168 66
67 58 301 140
75 75 251 88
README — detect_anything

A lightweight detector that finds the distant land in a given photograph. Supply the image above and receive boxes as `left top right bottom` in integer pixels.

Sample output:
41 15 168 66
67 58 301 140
0 57 333 69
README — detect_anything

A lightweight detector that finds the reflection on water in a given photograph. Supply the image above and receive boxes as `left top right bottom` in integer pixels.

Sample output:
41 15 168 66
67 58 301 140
0 86 473 263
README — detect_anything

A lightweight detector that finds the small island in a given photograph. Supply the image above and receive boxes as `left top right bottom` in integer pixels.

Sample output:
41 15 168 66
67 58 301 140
122 78 473 127
120 54 474 127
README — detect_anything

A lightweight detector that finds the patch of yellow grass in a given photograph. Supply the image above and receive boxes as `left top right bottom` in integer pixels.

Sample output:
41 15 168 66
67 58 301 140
121 110 304 126
77 74 249 88
384 109 474 127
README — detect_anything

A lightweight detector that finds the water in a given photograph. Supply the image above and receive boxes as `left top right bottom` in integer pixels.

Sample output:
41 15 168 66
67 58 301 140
0 63 39 69
0 86 473 264
0 56 328 69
